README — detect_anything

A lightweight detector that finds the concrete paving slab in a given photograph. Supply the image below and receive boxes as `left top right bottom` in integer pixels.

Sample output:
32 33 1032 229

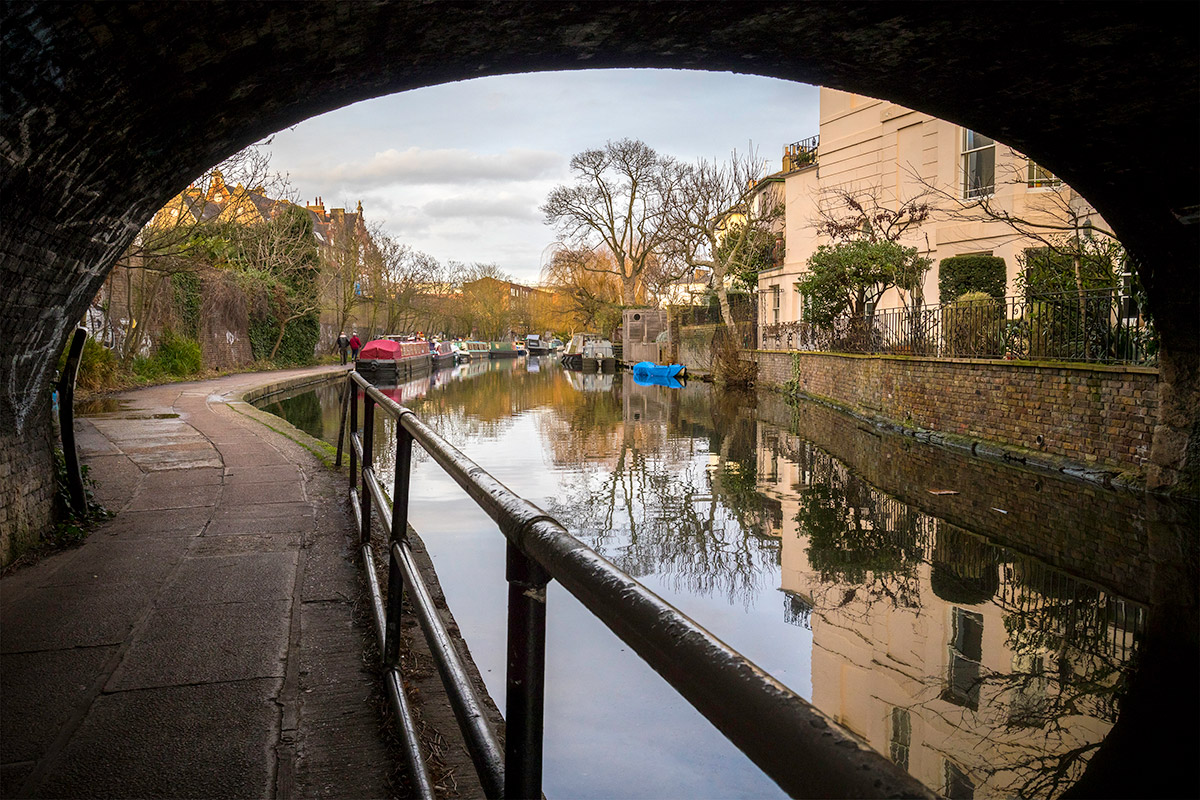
31 679 279 800
0 645 118 763
0 583 153 653
220 448 291 468
224 464 303 484
221 480 306 506
157 552 297 607
137 467 224 489
301 512 360 604
78 454 144 512
36 538 189 590
124 481 222 512
295 600 392 800
211 501 314 522
94 507 212 539
106 600 290 691
74 420 121 456
190 533 302 555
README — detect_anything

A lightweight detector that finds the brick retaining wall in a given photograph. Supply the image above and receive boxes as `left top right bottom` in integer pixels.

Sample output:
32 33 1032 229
752 350 1158 476
0 401 57 566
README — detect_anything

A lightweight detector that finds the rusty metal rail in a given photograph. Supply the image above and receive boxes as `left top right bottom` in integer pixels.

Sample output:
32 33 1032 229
336 370 935 799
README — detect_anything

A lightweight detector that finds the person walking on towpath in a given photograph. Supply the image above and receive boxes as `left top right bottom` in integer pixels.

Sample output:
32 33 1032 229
349 333 362 360
336 331 350 365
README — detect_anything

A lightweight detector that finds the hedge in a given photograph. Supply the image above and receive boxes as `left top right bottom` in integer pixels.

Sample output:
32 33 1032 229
938 254 1007 302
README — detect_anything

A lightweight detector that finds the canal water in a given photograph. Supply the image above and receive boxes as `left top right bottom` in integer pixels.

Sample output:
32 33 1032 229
255 356 1195 799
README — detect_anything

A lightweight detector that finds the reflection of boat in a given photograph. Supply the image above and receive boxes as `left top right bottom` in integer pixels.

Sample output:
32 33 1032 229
525 334 552 356
431 341 456 368
489 341 522 359
376 374 434 406
563 369 616 392
355 338 432 379
633 371 685 389
632 361 686 380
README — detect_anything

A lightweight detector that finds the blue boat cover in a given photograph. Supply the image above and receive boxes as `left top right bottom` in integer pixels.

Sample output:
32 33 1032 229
632 361 686 379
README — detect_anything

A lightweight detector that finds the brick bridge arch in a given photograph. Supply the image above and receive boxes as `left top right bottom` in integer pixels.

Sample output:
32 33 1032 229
2 2 1198 549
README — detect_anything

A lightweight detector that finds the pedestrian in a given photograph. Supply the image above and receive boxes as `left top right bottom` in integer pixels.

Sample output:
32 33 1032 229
349 333 362 360
336 331 350 365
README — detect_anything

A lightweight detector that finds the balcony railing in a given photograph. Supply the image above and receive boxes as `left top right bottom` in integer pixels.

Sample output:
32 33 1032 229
759 288 1156 366
783 135 819 172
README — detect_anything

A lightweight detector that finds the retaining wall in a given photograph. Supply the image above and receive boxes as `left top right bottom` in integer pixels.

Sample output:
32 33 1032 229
752 350 1159 476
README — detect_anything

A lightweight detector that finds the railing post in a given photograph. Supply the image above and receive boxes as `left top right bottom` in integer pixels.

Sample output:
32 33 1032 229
349 382 359 495
384 419 414 666
335 375 351 468
57 327 88 515
504 541 550 800
361 393 375 546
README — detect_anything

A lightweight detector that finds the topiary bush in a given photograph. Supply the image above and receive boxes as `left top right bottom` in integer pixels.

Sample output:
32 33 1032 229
939 254 1007 302
944 291 1005 357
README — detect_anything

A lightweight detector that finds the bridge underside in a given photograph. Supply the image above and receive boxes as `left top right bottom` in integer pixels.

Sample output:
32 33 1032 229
2 2 1198 554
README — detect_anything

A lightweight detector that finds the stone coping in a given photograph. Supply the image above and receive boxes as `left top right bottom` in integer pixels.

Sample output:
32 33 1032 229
753 349 1160 376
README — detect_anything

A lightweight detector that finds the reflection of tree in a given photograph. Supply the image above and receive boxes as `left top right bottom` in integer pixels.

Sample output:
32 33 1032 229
797 452 927 612
541 381 782 608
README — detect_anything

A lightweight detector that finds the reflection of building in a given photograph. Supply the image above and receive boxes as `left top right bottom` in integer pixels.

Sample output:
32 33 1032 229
754 422 1144 798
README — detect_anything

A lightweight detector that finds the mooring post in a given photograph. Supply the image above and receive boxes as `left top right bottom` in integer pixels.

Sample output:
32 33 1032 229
504 540 550 800
384 420 414 666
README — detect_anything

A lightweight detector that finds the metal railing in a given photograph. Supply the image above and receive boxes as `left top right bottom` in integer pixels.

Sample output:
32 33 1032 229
335 370 934 799
783 135 819 171
760 288 1156 366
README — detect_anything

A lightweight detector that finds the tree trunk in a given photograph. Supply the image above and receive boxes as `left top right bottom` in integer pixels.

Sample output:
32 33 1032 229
716 280 736 329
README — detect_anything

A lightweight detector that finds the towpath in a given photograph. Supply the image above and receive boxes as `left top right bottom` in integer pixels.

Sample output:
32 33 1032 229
1 365 398 798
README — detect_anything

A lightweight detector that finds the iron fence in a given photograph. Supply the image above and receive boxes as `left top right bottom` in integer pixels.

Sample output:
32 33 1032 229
760 288 1156 366
335 370 934 799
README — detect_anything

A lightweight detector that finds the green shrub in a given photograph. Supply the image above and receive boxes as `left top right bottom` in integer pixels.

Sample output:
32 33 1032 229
939 254 1007 302
76 338 119 391
156 328 203 376
944 291 1005 357
248 311 319 366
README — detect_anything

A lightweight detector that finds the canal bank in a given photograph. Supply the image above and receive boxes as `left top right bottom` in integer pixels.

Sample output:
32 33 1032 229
0 365 491 799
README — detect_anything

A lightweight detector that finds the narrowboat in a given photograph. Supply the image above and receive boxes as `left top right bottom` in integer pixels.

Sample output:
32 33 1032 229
560 333 603 369
465 341 490 360
355 338 432 378
488 341 522 359
431 340 456 368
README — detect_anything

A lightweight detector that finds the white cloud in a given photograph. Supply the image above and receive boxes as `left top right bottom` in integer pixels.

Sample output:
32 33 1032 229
422 194 541 221
296 147 565 189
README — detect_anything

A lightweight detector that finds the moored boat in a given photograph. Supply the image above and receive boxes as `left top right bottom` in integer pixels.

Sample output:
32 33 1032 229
465 341 490 360
525 334 552 356
488 341 522 359
631 361 686 379
355 338 432 378
431 341 456 368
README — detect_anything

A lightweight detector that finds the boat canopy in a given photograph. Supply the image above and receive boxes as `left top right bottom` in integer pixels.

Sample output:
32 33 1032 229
359 339 402 360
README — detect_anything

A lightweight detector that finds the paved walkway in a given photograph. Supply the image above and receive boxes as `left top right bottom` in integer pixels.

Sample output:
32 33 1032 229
1 366 397 799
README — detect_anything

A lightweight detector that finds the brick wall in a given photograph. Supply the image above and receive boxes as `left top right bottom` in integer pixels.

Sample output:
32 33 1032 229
0 399 57 566
752 350 1158 475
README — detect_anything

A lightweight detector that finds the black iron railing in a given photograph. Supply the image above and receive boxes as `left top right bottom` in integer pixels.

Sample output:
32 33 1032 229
783 135 819 172
760 288 1156 366
335 370 933 799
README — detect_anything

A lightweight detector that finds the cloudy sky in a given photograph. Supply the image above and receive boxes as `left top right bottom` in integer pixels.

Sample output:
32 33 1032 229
263 69 819 285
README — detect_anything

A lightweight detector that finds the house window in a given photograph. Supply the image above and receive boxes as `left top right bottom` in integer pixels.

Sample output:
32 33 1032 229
945 760 975 800
962 130 995 199
1027 159 1061 189
889 707 911 771
772 285 781 324
943 607 983 710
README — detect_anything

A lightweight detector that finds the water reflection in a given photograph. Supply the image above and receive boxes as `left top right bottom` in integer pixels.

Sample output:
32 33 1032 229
254 360 1192 799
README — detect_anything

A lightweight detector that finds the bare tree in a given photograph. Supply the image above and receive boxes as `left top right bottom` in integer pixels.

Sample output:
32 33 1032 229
662 150 784 328
542 138 674 306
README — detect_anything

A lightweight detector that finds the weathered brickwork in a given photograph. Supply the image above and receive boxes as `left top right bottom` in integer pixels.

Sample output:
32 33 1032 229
753 350 1159 475
756 390 1154 600
0 399 57 566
